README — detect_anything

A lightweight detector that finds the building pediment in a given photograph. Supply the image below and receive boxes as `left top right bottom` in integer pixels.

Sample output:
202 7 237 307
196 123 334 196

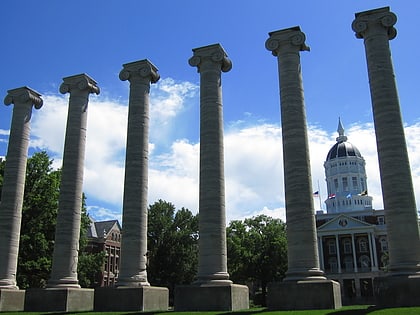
317 214 373 233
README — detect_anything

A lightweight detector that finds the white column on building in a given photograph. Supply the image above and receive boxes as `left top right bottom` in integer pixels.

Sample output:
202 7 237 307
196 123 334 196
351 234 358 272
318 236 325 270
368 232 378 271
335 235 342 273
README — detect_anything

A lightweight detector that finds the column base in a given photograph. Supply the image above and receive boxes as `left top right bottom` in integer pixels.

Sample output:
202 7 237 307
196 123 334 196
267 280 342 310
24 288 93 312
0 289 25 311
374 274 420 307
174 283 249 311
94 286 168 311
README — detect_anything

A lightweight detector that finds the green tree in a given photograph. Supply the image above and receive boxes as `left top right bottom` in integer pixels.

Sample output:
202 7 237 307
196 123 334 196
147 199 199 302
17 151 61 288
227 214 288 305
0 151 104 288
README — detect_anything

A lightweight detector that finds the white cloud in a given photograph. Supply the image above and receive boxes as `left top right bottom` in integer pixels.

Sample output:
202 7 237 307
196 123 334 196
86 205 122 223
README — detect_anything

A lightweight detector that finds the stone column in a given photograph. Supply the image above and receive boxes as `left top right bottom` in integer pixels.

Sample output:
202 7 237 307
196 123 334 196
174 44 249 311
117 59 159 287
25 74 99 312
94 60 168 312
352 6 420 307
266 26 324 281
189 43 232 285
48 74 99 288
0 87 42 311
265 27 341 310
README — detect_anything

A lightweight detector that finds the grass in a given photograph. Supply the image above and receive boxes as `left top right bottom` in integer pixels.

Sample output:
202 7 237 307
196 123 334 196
2 306 420 315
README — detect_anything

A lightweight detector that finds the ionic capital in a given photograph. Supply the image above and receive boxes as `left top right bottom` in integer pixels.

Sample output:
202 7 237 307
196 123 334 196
4 86 43 109
352 6 397 40
119 59 160 84
189 43 232 73
265 26 310 56
59 73 100 96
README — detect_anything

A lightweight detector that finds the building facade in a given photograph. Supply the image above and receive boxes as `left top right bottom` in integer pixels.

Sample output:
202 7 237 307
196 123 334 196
86 219 122 287
316 119 388 305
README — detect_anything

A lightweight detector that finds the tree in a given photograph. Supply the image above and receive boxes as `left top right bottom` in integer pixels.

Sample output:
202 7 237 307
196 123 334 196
147 199 199 302
0 151 104 288
227 214 288 305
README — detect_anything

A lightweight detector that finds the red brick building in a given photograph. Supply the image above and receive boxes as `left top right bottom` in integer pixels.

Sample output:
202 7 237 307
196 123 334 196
86 219 122 287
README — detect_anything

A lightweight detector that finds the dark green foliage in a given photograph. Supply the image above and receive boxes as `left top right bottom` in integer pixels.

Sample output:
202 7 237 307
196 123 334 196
77 193 106 288
147 199 199 302
227 214 288 305
0 151 104 288
17 151 61 288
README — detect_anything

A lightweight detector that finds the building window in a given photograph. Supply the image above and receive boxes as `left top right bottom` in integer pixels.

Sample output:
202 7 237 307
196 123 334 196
328 257 338 273
380 237 388 252
360 178 365 191
352 177 358 189
334 178 339 191
377 216 385 225
344 256 354 272
358 237 368 252
359 255 371 272
328 240 336 254
342 177 348 191
343 238 352 254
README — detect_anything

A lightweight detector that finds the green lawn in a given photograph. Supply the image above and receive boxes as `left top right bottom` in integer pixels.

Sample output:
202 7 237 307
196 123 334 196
3 306 420 315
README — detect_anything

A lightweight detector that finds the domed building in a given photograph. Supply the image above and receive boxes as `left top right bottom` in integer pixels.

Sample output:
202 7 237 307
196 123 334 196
316 119 388 305
324 118 373 213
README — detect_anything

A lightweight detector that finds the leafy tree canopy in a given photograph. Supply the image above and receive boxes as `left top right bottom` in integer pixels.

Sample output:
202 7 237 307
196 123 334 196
147 199 199 302
227 214 288 305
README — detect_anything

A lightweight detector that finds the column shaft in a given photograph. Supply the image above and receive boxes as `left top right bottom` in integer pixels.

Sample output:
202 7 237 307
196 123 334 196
266 27 325 281
0 87 42 289
335 235 342 273
189 44 232 284
117 60 159 287
48 74 99 288
351 234 358 272
352 7 420 274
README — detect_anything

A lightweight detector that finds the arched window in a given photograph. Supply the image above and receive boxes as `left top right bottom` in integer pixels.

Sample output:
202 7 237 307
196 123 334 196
358 237 368 253
343 238 352 254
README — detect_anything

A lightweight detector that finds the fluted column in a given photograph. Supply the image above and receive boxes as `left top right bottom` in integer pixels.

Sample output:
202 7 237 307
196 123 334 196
48 74 99 288
0 87 43 289
266 27 325 281
117 60 159 287
189 44 232 284
352 7 420 275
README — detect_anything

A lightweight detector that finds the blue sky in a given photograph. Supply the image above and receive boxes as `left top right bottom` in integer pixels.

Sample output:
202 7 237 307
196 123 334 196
1 1 420 223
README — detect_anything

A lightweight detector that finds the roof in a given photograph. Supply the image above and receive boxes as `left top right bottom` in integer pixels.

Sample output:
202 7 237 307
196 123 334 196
326 118 362 161
317 214 374 234
87 219 121 239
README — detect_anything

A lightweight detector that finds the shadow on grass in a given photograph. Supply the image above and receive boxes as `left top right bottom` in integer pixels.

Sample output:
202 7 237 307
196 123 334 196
327 305 380 315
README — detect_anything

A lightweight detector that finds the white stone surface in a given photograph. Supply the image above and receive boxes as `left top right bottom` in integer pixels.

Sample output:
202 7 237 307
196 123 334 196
48 74 99 288
0 87 42 289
